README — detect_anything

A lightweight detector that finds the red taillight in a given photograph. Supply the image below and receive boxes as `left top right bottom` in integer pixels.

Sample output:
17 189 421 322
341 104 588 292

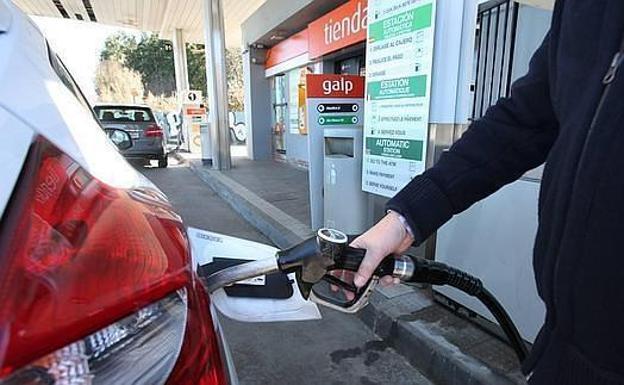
2 290 189 384
145 124 163 137
0 138 199 378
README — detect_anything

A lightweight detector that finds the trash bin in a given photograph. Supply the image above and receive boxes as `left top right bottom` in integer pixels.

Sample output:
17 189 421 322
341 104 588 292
200 123 213 164
323 127 367 234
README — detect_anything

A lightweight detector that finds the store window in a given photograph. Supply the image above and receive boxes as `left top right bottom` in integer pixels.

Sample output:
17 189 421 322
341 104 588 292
272 75 287 155
335 55 365 76
472 0 519 120
288 67 311 136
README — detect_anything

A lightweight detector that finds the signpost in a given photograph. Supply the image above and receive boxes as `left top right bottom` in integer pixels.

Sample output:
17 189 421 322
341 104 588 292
180 90 205 154
362 0 436 198
306 74 365 230
182 90 202 104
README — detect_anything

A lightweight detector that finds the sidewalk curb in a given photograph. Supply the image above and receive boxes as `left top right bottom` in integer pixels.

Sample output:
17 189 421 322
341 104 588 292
359 291 525 385
176 152 525 385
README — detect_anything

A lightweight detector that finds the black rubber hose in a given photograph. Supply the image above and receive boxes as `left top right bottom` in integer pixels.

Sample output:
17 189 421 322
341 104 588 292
318 244 530 362
475 287 529 362
403 256 529 363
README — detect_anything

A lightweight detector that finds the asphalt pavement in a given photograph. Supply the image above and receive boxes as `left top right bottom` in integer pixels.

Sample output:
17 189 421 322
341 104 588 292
138 155 434 385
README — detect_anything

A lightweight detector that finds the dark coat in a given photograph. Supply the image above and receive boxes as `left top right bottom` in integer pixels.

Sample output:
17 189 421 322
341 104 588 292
388 1 624 383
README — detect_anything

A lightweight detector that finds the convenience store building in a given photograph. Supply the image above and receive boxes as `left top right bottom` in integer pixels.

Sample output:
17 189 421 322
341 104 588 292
241 0 551 213
241 0 555 345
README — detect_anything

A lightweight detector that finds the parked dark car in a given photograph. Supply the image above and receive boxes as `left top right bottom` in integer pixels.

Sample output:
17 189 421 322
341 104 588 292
94 104 168 168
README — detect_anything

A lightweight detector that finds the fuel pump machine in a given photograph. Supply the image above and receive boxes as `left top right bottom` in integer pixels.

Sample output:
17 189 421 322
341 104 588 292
306 74 367 234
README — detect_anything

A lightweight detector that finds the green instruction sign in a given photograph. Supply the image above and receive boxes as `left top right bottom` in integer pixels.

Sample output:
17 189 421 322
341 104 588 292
362 0 436 198
367 76 427 100
369 4 433 41
318 115 359 125
366 138 423 160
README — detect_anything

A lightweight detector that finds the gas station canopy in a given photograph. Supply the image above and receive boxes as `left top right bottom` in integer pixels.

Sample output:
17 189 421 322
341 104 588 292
14 0 267 47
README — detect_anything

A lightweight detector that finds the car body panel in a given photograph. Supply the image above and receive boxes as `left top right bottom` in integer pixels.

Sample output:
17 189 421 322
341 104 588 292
0 107 33 218
0 1 11 32
0 5 143 192
0 2 237 382
212 306 240 385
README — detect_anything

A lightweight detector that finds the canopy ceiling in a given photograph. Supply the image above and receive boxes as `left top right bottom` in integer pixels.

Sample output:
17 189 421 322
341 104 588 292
15 0 267 47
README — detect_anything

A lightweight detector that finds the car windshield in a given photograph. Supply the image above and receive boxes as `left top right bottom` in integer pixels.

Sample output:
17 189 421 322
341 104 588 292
94 106 155 123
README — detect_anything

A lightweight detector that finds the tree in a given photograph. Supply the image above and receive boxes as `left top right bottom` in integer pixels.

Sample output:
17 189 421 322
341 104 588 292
185 45 244 111
225 47 244 111
95 60 144 104
98 32 245 111
101 33 175 97
187 43 207 99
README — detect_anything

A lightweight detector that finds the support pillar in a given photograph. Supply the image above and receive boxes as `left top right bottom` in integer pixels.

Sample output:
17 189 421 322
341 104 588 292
172 28 190 94
242 47 272 160
202 0 231 170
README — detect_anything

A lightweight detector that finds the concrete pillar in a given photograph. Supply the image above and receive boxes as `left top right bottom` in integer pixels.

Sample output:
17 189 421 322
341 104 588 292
455 0 478 125
429 0 465 124
172 29 190 94
202 0 231 170
242 47 272 160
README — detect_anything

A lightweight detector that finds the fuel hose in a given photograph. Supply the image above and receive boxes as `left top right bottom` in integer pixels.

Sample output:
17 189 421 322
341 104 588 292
388 254 530 363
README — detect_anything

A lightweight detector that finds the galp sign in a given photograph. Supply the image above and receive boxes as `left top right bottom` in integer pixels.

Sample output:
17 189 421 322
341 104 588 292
306 74 365 99
323 77 354 95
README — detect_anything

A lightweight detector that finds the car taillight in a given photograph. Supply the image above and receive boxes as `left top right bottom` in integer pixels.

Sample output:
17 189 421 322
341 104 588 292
145 124 163 137
0 137 227 384
1 290 188 385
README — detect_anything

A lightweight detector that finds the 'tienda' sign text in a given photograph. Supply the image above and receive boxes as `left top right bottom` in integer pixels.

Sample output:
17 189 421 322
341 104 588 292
308 0 368 59
323 1 367 46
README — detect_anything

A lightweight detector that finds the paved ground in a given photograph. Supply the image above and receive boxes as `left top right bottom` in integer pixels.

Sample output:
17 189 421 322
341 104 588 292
225 158 311 226
138 155 434 385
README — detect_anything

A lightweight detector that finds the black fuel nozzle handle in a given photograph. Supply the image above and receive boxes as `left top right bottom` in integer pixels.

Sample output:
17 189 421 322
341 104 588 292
329 245 396 277
275 228 396 300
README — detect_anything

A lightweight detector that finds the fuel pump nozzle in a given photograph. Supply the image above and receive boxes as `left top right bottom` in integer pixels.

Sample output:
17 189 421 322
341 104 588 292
276 228 393 309
202 228 529 363
202 228 353 294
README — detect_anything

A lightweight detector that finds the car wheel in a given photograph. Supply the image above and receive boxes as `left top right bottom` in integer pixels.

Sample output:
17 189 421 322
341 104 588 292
158 156 168 168
233 123 247 144
229 128 237 144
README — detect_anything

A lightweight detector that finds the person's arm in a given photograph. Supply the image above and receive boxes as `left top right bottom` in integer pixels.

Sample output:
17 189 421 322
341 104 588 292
353 31 559 288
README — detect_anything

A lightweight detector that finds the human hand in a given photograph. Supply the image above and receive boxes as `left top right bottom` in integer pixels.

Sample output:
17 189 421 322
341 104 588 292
329 269 356 301
350 211 414 288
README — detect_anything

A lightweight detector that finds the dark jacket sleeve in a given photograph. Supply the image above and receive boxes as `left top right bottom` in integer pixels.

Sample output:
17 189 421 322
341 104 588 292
387 32 559 244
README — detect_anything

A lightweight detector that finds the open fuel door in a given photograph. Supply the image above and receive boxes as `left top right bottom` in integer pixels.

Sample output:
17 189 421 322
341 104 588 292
188 227 321 322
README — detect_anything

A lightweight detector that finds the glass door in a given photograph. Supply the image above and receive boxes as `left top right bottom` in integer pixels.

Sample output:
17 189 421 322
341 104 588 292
272 75 287 156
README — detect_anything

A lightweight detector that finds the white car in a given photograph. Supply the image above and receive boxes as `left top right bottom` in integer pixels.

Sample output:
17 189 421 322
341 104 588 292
0 2 319 384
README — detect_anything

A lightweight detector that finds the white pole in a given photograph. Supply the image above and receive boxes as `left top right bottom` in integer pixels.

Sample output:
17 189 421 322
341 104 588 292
202 0 231 170
172 28 190 95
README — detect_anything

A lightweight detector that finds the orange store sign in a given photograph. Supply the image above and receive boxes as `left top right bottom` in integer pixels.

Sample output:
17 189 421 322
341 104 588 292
266 0 368 70
308 0 368 59
265 29 309 69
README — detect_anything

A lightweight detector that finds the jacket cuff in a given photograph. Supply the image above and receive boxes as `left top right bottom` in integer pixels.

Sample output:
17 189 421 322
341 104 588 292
386 175 454 245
